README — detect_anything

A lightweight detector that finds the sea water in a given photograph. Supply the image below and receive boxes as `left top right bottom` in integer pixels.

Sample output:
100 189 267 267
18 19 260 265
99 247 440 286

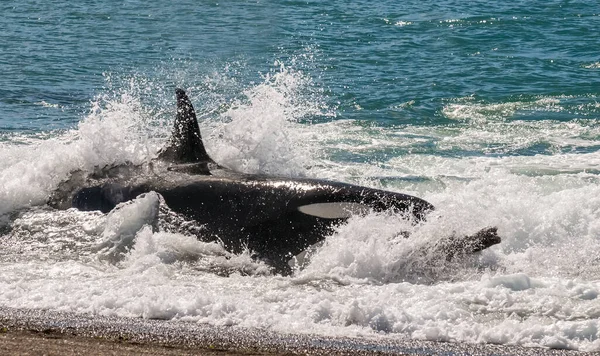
1 0 600 351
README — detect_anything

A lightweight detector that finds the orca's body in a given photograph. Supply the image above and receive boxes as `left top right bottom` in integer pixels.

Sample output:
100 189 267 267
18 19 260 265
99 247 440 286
50 89 500 274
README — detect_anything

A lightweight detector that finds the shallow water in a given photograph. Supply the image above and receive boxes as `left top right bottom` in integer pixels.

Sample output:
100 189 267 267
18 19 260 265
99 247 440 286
2 0 600 351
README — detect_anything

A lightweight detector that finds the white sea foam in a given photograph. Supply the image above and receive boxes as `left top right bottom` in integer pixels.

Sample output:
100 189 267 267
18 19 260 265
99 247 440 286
2 67 600 351
442 97 562 122
0 92 160 216
95 192 160 262
207 63 331 177
583 62 600 69
35 100 61 109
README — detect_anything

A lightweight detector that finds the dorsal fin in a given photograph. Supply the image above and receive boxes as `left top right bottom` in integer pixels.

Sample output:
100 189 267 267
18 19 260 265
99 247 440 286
158 89 214 164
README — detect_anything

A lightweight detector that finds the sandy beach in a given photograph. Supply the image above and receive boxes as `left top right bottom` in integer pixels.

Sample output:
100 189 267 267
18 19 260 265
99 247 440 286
0 307 594 356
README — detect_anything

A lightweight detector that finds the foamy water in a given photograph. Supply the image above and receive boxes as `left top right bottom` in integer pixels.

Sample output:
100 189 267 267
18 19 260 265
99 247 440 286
1 67 600 352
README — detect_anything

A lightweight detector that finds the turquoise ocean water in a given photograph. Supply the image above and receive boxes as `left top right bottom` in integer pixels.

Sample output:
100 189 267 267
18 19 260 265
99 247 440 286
2 0 600 351
3 1 598 134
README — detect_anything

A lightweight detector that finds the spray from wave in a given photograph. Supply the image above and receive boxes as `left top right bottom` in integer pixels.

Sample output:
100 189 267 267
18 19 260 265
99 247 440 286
3 59 600 350
0 61 331 217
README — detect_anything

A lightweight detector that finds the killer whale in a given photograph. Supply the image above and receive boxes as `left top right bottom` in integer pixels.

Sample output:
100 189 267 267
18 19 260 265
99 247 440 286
50 89 501 274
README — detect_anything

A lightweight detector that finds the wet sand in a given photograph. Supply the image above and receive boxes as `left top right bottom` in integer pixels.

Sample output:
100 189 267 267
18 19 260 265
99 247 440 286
0 307 594 355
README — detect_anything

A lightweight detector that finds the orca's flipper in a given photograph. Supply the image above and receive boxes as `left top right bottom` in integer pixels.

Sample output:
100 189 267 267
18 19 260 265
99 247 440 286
158 89 214 164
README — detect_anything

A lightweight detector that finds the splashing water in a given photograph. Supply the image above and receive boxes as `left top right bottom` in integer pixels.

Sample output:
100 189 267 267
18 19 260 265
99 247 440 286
208 62 332 176
2 62 600 351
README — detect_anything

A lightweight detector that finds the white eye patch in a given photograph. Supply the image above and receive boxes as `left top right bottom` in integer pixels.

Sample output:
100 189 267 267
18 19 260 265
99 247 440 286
297 202 371 219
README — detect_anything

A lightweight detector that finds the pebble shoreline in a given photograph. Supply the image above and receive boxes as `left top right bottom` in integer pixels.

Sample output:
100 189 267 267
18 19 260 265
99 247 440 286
0 307 593 355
